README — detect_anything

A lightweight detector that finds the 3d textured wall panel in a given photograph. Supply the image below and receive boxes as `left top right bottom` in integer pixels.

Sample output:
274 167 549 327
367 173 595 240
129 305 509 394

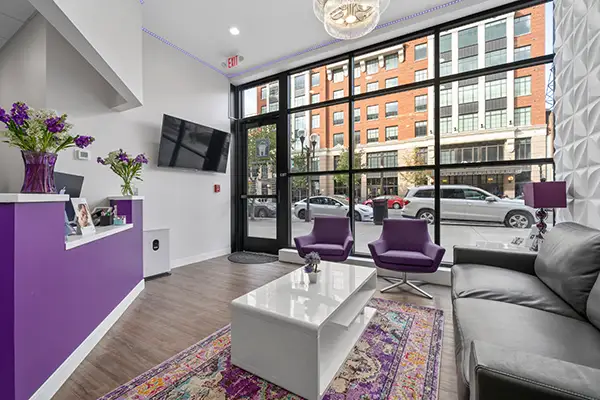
554 0 600 228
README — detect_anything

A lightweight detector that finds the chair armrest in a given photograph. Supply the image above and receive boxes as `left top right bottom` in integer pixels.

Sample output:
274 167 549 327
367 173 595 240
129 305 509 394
294 234 316 250
470 341 600 400
423 241 445 266
368 239 388 256
343 234 354 250
453 246 537 275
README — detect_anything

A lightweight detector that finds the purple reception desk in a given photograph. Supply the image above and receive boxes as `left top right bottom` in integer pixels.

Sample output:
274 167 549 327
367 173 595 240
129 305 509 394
0 194 144 400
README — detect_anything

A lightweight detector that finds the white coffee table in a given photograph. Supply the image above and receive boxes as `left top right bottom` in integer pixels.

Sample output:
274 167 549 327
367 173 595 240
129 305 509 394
231 262 377 400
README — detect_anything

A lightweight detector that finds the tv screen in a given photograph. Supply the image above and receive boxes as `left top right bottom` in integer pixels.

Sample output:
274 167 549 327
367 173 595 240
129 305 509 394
158 114 231 173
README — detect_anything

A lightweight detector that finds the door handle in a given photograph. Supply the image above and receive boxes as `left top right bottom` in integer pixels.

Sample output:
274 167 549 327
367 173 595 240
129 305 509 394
241 195 248 199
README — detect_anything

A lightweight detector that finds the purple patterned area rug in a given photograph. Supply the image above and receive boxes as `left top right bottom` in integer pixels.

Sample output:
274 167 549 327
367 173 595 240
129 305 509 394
100 298 444 400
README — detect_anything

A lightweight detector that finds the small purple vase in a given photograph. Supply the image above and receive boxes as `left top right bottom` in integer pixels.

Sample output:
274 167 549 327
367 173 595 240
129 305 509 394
20 151 58 193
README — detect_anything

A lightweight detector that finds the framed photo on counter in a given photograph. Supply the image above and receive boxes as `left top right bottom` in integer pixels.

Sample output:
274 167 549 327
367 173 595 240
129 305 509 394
71 198 96 236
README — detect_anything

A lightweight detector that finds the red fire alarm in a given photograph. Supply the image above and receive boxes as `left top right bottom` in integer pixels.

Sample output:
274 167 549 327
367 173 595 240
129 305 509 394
214 184 221 193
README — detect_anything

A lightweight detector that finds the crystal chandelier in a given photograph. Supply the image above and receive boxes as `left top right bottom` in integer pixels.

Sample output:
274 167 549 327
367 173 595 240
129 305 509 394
314 0 390 40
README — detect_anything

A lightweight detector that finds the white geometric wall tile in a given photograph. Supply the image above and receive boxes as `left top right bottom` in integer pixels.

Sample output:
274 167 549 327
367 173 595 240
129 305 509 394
555 0 600 229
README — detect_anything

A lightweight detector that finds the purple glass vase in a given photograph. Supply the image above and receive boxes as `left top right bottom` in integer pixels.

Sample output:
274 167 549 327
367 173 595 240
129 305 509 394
20 151 58 193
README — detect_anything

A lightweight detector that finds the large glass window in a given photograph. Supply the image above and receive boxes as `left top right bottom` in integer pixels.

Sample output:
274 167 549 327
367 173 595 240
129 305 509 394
367 82 379 92
333 111 344 125
367 128 379 143
440 88 452 106
458 113 478 132
515 76 532 96
515 14 531 36
311 72 320 87
385 54 399 70
366 59 379 75
386 77 399 88
485 49 507 67
415 121 428 137
459 84 478 104
386 101 399 118
441 61 452 77
415 69 428 82
354 108 361 122
485 109 508 129
440 34 452 53
485 19 506 41
514 46 532 61
415 43 427 60
386 126 398 141
333 68 345 82
458 27 478 48
312 114 320 128
333 133 344 146
485 78 507 99
459 56 479 72
440 117 452 134
515 107 532 126
415 95 427 112
243 81 279 118
367 105 379 120
333 89 345 99
311 93 320 104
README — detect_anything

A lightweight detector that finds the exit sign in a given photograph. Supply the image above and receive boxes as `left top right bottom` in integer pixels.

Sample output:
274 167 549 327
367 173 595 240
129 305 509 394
227 55 239 69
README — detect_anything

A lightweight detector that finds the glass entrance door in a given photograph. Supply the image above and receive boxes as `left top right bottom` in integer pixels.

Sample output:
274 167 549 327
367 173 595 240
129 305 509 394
242 118 281 253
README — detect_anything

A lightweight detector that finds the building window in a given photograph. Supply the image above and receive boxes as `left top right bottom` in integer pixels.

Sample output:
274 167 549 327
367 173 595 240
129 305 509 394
485 19 506 41
440 61 452 77
294 96 305 107
333 133 344 146
294 115 306 131
366 59 379 75
515 15 531 36
440 88 452 107
515 76 532 97
261 105 267 114
385 54 398 70
515 107 532 127
415 95 427 112
312 114 320 128
442 143 504 164
440 117 452 134
310 157 320 172
458 56 478 72
367 105 379 120
311 72 320 87
440 34 452 53
458 113 478 132
368 152 398 168
514 46 531 61
311 93 320 104
458 84 478 104
294 75 306 92
415 121 428 137
354 65 361 78
333 89 344 99
385 77 398 88
261 87 267 100
354 85 361 95
269 102 279 112
415 43 428 61
385 101 398 118
385 126 398 141
354 130 361 145
458 27 478 48
485 78 507 100
333 155 341 170
416 148 428 164
354 108 361 122
367 128 379 143
366 82 379 92
333 68 344 83
333 111 344 125
415 69 428 82
485 48 507 67
485 109 507 129
515 138 531 159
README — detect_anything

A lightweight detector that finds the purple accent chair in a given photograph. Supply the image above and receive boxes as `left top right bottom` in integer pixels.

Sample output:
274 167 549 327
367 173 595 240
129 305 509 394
368 218 445 298
294 216 354 262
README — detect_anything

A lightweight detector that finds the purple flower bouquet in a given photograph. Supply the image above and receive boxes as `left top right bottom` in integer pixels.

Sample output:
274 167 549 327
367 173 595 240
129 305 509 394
0 101 95 193
97 150 148 196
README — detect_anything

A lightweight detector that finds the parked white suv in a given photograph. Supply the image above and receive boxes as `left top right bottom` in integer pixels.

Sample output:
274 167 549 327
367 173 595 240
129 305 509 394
401 185 535 228
293 196 374 222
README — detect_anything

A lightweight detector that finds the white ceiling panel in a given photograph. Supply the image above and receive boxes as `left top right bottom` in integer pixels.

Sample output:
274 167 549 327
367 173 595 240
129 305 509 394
0 0 36 51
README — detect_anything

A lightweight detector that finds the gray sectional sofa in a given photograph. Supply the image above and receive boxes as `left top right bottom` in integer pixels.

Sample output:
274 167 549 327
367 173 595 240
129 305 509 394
452 222 600 400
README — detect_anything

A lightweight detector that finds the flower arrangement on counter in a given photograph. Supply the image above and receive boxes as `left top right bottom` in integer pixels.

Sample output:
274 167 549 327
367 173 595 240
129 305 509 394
97 149 149 196
0 101 94 193
304 252 321 273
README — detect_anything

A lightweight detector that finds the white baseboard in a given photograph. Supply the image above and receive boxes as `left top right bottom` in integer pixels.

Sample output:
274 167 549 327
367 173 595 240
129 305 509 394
278 248 451 286
171 247 231 270
29 280 145 400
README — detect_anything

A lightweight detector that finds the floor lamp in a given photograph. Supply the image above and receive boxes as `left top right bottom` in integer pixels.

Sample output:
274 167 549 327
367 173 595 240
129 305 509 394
523 181 567 251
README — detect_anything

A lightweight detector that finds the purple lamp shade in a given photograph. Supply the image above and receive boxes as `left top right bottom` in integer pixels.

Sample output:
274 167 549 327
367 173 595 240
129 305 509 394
523 181 567 209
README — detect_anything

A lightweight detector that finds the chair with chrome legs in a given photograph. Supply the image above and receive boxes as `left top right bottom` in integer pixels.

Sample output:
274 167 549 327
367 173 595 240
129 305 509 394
368 218 445 299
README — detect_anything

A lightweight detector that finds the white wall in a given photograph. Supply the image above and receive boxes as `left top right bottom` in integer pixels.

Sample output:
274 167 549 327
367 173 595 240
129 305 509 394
554 0 600 228
0 18 232 266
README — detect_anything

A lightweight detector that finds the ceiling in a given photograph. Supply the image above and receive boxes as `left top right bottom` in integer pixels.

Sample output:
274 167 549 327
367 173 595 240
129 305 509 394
142 0 514 84
0 0 36 51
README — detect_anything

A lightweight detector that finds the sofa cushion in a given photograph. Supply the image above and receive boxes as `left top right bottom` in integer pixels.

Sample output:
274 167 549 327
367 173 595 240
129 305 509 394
379 250 433 266
587 277 600 330
534 222 600 317
452 264 583 320
302 243 344 256
453 298 600 395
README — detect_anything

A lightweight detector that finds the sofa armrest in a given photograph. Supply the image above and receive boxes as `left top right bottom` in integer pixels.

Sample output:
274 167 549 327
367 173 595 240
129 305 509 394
453 246 537 275
470 341 600 400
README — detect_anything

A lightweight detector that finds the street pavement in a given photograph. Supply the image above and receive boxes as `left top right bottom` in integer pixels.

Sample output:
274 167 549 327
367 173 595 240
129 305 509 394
247 209 552 262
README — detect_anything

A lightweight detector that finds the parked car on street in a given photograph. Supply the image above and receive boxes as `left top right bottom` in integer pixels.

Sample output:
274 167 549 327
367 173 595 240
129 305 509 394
248 200 277 218
401 185 535 228
293 196 373 222
364 195 406 209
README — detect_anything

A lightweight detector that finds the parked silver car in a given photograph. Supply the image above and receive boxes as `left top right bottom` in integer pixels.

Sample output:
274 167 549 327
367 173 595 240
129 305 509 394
293 196 373 222
401 185 535 228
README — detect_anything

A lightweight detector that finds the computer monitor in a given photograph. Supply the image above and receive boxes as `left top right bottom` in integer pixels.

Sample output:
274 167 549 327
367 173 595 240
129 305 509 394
54 172 84 221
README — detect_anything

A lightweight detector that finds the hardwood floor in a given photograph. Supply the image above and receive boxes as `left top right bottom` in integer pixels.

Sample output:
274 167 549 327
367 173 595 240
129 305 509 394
53 257 458 400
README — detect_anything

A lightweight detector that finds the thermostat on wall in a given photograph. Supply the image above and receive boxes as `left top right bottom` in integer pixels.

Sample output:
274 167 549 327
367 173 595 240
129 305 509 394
76 149 91 161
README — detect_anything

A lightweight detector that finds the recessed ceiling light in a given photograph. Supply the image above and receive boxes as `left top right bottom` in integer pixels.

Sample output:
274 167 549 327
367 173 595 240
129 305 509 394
230 27 240 36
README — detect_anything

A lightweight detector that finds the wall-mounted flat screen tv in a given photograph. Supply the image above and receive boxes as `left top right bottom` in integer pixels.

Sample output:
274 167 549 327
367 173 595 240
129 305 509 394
158 114 231 173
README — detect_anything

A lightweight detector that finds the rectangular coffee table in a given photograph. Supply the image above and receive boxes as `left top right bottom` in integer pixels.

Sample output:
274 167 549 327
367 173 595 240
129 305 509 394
231 262 377 400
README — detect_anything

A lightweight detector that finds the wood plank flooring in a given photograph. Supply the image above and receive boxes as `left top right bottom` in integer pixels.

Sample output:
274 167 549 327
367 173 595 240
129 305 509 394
53 257 458 400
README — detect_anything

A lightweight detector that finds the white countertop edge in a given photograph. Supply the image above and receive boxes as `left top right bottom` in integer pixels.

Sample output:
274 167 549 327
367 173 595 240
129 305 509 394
65 224 134 250
108 196 144 201
0 194 70 203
